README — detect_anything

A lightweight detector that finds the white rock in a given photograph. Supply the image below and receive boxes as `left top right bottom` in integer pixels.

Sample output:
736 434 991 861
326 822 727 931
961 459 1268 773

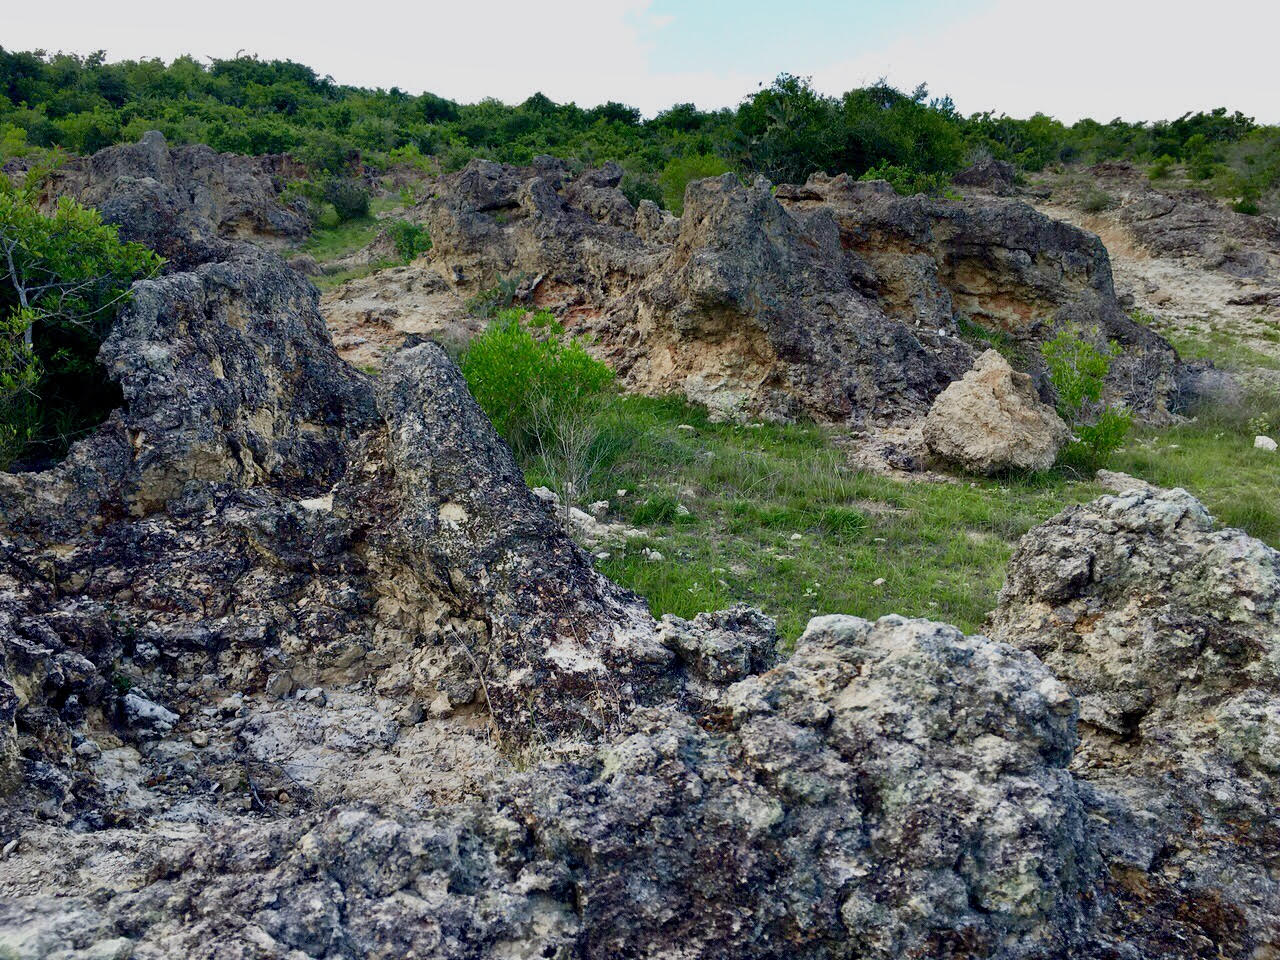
1255 435 1277 452
872 578 886 587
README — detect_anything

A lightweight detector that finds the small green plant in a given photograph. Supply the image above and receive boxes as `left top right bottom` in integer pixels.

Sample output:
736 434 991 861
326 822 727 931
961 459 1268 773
1148 155 1176 180
1081 189 1114 213
322 178 370 222
465 274 525 318
1041 327 1131 473
385 219 431 262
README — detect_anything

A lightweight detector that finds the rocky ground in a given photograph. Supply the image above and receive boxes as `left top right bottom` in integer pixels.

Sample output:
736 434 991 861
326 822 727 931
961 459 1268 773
1018 162 1280 394
3 135 1280 958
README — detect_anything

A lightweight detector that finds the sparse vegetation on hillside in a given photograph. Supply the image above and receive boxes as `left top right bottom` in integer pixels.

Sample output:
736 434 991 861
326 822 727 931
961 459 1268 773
1041 327 1132 473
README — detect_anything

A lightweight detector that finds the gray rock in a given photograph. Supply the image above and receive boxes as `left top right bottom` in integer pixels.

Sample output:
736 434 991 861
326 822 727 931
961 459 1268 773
990 486 1280 955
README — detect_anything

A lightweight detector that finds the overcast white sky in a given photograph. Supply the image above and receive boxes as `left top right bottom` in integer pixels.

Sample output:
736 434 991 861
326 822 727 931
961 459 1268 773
5 0 1279 122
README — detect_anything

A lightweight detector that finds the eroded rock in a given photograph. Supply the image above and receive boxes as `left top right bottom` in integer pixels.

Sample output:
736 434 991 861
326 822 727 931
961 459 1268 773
923 349 1069 474
990 487 1280 954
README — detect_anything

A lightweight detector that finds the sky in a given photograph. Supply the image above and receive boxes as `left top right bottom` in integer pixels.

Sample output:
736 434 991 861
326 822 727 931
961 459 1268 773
5 0 1279 122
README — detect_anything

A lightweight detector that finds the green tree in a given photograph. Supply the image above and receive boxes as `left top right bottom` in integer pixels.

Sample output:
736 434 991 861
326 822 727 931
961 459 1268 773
0 180 160 466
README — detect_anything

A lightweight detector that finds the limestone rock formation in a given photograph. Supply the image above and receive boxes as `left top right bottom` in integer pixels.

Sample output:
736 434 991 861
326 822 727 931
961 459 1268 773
776 173 1182 414
922 349 1069 473
38 130 309 268
413 160 1184 425
990 487 1280 955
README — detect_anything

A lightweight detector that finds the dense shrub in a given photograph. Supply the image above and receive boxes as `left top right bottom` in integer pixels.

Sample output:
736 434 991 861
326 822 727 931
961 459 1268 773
859 162 952 197
321 178 370 222
459 308 613 453
385 219 431 261
1041 327 1131 473
0 181 160 468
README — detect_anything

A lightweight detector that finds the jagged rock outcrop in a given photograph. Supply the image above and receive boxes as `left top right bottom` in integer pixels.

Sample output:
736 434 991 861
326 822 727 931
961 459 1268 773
0 233 1106 958
420 157 664 319
923 349 1069 473
776 173 1183 413
1064 163 1280 279
38 131 309 268
2 154 1272 958
589 174 974 423
412 160 1184 425
990 487 1280 955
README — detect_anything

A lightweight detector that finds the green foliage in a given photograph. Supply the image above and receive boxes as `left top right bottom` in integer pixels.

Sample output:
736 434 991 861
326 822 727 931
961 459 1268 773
1148 154 1176 180
658 153 732 214
465 275 524 319
1041 327 1131 472
459 308 613 453
1081 188 1115 212
321 178 370 222
385 219 431 261
859 162 952 197
3 49 1278 219
0 185 160 467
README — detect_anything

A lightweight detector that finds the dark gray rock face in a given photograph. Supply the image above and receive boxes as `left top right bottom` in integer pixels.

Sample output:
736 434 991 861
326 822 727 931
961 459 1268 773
953 157 1017 195
38 131 309 268
776 173 1182 414
990 487 1280 956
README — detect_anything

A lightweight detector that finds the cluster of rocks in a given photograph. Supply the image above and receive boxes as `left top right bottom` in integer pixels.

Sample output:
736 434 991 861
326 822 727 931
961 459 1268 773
402 157 1186 430
2 143 1280 957
37 130 310 269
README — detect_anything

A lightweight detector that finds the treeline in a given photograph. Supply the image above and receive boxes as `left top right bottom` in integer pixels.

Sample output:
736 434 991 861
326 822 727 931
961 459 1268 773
1 49 1276 211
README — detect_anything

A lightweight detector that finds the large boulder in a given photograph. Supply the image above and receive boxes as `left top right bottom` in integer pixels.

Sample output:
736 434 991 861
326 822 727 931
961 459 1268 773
990 487 1280 955
922 349 1069 473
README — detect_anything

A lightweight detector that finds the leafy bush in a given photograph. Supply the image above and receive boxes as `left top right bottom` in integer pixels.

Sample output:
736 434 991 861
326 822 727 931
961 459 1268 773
859 163 952 197
385 219 431 261
1 184 160 468
1148 154 1176 180
459 308 613 453
1041 327 1131 472
620 171 662 210
321 178 370 222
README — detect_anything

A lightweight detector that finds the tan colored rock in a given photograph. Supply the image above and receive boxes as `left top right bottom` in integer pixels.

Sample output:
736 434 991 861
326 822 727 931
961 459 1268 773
922 349 1068 474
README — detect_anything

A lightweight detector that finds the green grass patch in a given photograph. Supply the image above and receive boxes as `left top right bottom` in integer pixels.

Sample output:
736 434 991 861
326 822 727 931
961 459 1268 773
299 196 401 264
556 395 1106 642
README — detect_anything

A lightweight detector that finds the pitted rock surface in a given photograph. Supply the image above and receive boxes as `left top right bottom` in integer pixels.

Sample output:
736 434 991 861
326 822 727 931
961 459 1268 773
38 130 309 268
991 487 1280 955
